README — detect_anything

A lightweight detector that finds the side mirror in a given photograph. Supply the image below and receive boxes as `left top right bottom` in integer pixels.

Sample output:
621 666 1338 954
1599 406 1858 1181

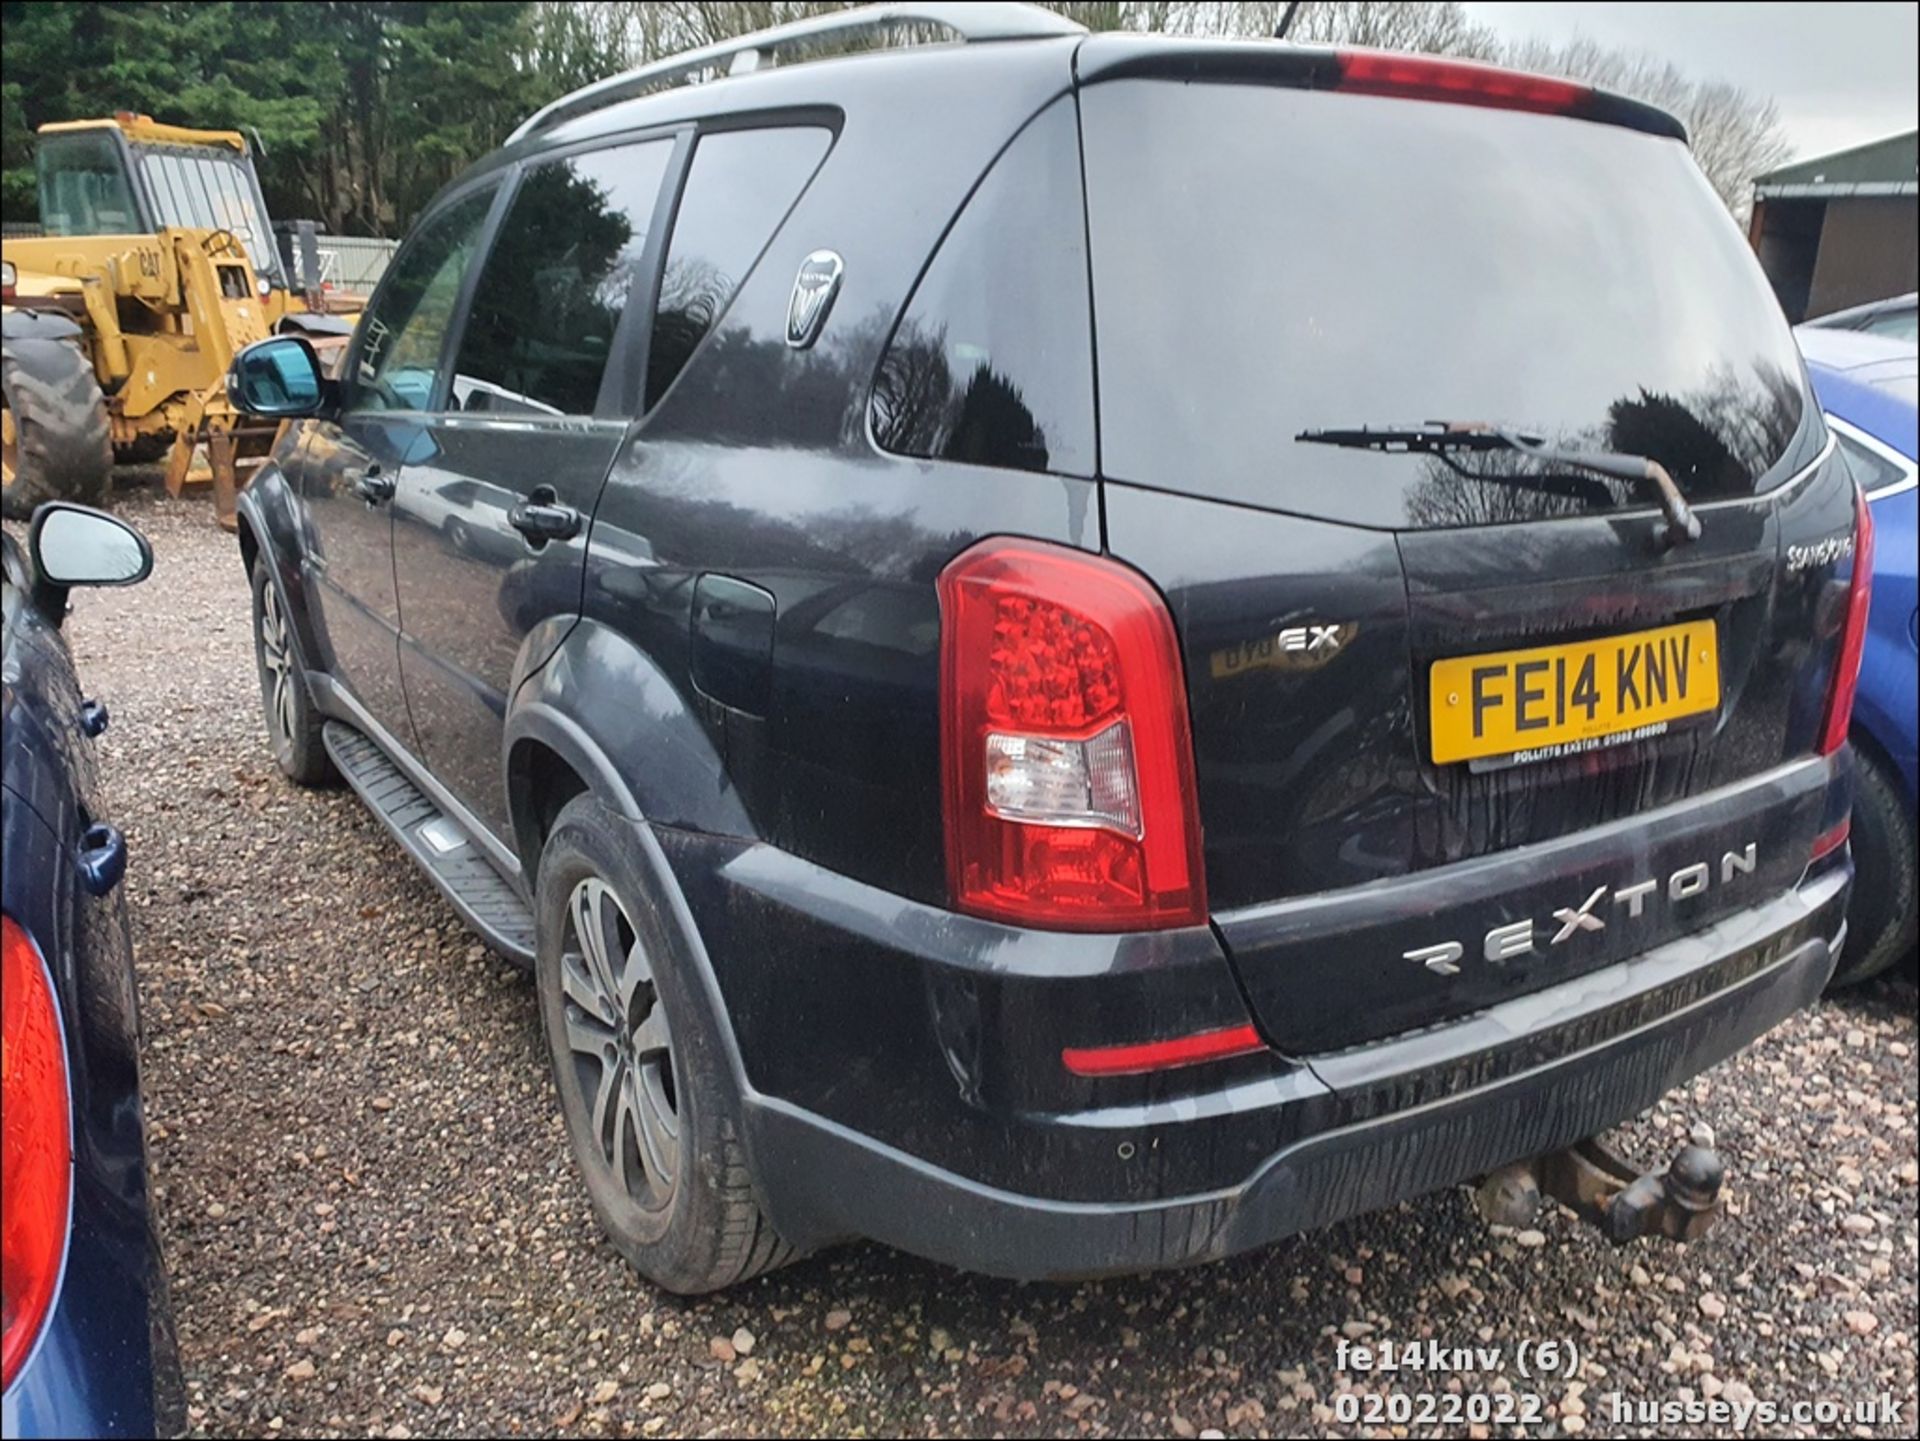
227 335 325 417
28 503 153 588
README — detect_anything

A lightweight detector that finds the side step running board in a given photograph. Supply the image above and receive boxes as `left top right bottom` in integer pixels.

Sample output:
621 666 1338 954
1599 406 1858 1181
322 721 536 964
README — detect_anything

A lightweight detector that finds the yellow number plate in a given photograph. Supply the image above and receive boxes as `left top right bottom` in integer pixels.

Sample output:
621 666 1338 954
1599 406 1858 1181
1429 620 1720 766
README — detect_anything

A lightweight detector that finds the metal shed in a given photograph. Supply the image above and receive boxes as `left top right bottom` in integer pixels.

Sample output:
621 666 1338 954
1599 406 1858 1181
1749 129 1918 323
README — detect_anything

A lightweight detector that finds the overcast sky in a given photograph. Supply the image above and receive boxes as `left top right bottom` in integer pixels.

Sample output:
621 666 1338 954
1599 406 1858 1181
1462 1 1918 162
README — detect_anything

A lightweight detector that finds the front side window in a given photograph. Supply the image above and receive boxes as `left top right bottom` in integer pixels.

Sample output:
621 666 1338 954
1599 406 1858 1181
870 98 1094 477
35 131 142 236
451 139 674 417
350 185 498 413
647 125 833 410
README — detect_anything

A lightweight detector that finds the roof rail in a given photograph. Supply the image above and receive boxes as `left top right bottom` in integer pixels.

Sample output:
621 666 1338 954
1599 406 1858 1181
508 2 1085 144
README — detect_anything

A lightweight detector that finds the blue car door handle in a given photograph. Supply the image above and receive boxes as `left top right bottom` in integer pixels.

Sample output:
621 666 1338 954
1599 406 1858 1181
76 822 128 897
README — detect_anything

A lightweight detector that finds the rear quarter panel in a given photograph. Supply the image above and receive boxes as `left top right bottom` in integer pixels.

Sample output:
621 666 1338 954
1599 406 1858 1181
565 44 1094 904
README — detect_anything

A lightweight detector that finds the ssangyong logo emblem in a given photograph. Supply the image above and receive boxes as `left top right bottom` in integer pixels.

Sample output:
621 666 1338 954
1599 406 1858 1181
786 249 844 350
1405 843 1758 976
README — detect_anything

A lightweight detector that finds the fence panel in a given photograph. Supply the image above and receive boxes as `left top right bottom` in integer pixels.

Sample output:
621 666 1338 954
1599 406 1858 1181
317 235 398 293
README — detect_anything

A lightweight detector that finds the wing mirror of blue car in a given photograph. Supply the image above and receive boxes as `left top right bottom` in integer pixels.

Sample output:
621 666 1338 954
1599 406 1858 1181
28 503 154 588
227 334 327 418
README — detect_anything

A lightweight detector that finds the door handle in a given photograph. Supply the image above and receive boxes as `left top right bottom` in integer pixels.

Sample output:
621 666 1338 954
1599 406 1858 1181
76 822 127 897
508 500 582 546
354 465 395 504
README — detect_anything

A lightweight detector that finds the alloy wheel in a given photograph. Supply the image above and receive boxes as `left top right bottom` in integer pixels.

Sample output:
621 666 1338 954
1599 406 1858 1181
560 877 678 1210
257 578 296 746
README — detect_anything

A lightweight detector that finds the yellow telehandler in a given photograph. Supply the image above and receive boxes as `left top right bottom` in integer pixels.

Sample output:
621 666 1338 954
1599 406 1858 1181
2 113 357 527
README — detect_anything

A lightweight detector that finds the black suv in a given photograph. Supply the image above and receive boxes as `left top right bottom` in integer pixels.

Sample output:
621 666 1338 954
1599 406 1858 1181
226 3 1869 1292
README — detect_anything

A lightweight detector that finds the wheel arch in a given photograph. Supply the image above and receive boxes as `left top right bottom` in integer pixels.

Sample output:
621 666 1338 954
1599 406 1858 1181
234 461 327 666
504 710 623 879
503 617 756 877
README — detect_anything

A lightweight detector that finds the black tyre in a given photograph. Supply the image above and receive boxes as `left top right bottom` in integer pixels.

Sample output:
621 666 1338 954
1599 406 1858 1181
250 561 334 785
1829 744 1918 988
1 339 112 520
535 795 795 1294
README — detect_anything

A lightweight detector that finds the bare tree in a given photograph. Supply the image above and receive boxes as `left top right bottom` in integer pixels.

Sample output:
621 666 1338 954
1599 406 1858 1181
1044 1 1186 32
1253 0 1496 55
1037 0 1494 47
555 0 1496 56
1500 36 1791 220
643 2 858 52
542 1 1787 220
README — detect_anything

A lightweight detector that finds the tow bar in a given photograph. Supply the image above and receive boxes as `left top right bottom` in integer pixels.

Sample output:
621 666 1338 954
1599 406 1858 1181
1476 1136 1726 1244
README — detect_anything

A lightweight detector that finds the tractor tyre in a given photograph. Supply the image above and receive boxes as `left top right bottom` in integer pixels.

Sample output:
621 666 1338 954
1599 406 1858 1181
1 338 113 520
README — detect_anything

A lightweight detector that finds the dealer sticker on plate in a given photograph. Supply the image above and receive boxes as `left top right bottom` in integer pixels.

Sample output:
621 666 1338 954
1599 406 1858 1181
1429 619 1720 770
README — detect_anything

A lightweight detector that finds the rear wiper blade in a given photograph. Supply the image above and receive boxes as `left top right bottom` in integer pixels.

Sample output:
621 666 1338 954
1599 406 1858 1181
1297 421 1702 547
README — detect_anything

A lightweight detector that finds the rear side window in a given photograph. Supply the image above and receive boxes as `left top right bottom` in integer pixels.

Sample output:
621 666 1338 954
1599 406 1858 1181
1864 309 1918 344
1081 81 1813 527
647 126 833 409
1831 421 1917 496
871 98 1094 477
452 139 674 416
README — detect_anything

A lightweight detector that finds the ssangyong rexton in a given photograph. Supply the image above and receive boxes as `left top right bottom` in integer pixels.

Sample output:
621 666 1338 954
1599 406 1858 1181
222 3 1869 1291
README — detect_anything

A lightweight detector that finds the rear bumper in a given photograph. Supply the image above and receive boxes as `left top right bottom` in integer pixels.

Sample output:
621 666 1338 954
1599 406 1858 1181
729 859 1846 1279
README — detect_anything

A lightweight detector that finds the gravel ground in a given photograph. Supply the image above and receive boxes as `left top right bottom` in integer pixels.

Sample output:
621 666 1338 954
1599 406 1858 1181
55 484 1920 1439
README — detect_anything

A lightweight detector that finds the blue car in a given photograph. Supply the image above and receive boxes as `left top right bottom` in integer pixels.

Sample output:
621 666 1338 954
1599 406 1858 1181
2 504 182 1438
1798 326 1918 984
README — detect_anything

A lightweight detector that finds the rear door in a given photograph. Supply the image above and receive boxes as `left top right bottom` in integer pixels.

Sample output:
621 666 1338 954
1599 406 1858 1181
390 122 833 844
390 135 678 843
1078 63 1855 1052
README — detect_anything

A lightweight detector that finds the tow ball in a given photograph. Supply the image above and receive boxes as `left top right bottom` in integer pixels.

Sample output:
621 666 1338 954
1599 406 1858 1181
1475 1136 1726 1244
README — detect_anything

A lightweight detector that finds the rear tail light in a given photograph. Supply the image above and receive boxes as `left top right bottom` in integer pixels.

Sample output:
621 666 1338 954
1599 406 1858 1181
938 539 1206 931
1062 1023 1264 1078
1335 50 1588 116
2 916 71 1391
1818 487 1875 757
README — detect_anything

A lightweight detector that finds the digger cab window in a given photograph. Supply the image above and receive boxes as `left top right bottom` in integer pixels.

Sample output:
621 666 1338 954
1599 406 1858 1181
133 145 280 283
36 131 144 236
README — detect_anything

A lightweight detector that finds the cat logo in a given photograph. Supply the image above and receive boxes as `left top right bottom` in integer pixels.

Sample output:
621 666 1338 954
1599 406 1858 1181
786 250 844 350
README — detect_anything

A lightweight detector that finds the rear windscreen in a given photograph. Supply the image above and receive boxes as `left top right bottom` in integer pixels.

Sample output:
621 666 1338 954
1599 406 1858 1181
1081 81 1817 528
